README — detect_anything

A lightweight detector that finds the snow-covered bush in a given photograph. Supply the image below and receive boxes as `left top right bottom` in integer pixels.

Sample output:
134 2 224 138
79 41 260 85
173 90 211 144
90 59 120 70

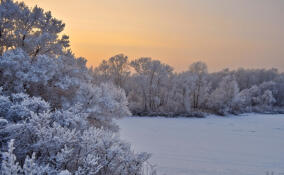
1 140 56 175
0 92 49 122
235 84 277 113
73 82 131 131
0 92 151 174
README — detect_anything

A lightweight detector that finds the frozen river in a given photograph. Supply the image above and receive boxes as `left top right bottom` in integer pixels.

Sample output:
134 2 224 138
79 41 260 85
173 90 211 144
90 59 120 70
117 114 284 175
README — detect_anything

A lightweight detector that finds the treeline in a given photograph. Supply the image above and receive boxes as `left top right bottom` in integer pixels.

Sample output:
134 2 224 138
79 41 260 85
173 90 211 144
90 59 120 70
94 54 284 116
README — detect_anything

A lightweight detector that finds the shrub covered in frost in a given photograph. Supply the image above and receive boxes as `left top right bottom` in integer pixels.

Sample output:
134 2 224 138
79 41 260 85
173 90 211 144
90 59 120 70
0 92 151 174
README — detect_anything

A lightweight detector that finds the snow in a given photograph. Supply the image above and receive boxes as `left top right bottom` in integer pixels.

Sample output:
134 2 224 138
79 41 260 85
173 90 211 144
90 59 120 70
117 114 284 175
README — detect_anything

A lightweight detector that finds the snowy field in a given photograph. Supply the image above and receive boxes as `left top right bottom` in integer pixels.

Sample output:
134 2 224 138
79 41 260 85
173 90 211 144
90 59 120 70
117 114 284 175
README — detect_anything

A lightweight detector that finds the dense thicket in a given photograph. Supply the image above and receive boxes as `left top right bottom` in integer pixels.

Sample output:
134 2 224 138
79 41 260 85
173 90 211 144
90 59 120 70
95 55 284 116
0 92 153 174
0 1 155 174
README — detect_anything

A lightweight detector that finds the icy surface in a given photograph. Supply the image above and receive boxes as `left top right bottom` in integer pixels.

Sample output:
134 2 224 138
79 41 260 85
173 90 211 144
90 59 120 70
117 114 284 175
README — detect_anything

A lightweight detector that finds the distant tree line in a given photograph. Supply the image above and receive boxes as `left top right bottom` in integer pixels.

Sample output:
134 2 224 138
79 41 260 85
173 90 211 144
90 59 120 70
94 54 284 116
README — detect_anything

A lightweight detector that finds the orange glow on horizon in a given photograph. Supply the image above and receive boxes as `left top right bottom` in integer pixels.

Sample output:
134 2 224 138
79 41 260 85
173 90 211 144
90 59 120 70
23 0 284 72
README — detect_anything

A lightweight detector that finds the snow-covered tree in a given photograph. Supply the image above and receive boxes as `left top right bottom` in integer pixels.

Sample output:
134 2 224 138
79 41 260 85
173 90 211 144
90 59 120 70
233 68 278 90
0 47 130 131
261 90 276 107
94 54 130 88
188 61 211 110
166 71 195 114
274 74 284 106
0 0 69 57
129 57 173 114
207 75 239 115
0 1 155 174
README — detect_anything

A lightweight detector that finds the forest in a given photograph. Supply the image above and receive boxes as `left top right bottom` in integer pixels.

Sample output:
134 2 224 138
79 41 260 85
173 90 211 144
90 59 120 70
0 0 283 174
94 55 284 117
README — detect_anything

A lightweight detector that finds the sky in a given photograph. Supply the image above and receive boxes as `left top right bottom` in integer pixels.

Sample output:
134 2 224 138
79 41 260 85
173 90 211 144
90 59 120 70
23 0 284 72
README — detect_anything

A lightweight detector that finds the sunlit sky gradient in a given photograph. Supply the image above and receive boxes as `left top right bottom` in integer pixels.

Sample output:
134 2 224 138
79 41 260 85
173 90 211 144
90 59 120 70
24 0 284 72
